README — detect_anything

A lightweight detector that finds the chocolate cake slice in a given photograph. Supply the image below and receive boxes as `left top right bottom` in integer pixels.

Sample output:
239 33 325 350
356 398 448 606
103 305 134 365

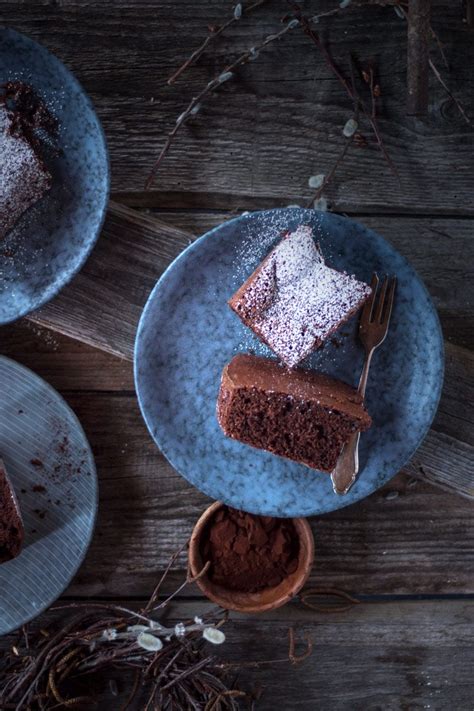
0 458 24 564
0 82 54 240
217 354 371 472
229 226 372 368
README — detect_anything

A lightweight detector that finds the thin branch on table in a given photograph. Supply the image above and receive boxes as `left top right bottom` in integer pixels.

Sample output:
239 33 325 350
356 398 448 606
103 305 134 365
146 6 348 188
146 18 299 188
430 25 449 70
305 136 354 208
168 0 271 85
289 2 399 182
143 539 188 613
429 58 472 125
299 587 361 613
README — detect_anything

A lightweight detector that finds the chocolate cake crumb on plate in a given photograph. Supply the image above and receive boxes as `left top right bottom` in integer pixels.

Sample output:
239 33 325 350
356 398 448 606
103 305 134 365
0 457 24 564
217 354 371 472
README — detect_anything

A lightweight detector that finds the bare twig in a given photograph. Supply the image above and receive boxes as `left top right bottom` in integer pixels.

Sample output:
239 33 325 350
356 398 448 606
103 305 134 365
146 6 349 188
168 0 271 85
300 587 360 613
143 539 188 613
305 136 354 208
430 25 449 69
429 58 471 124
288 628 313 664
146 18 300 188
290 3 399 182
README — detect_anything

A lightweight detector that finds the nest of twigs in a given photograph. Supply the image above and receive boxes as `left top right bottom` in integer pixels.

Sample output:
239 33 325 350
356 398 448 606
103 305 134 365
0 560 245 710
0 552 316 710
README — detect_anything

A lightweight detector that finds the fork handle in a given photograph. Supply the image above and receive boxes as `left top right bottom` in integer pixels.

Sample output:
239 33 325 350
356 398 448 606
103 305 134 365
331 347 374 495
358 347 374 398
331 431 360 494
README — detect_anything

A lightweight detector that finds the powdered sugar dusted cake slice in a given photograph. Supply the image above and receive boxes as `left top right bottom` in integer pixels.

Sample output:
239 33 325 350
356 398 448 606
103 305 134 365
229 225 371 367
0 84 53 240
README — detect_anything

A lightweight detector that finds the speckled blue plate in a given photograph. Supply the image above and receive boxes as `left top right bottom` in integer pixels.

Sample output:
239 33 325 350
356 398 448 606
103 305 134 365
135 208 444 517
0 29 109 325
0 356 97 635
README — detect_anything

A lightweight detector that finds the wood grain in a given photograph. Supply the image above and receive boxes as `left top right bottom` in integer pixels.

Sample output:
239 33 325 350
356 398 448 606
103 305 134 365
26 204 473 500
1 598 473 710
44 387 472 598
0 320 134 391
29 203 191 360
1 1 473 213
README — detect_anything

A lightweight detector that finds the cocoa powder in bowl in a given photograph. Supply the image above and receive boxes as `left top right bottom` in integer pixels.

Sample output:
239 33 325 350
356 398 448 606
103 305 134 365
200 505 299 593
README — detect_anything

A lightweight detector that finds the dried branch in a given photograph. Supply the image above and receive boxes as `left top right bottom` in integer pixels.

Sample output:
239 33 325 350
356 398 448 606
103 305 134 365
300 587 360 613
146 18 301 188
290 3 399 183
306 136 354 208
428 58 471 125
288 628 313 664
0 552 311 709
430 25 449 70
146 6 348 188
168 0 271 85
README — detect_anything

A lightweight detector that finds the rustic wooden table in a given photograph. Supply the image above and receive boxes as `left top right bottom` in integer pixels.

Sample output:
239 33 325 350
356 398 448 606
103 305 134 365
1 2 473 708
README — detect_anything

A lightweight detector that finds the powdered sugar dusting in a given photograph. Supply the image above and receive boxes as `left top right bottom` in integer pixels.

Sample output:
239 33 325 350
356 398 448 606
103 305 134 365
233 225 371 367
0 106 51 240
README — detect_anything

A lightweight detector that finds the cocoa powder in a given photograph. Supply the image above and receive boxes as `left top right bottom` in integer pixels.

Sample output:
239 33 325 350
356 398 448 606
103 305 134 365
201 506 299 593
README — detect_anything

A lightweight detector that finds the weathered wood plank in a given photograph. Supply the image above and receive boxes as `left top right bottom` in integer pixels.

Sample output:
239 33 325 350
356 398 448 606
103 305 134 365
29 202 191 360
0 320 134 391
1 1 473 213
50 389 474 598
24 204 474 501
1 598 473 709
29 207 474 354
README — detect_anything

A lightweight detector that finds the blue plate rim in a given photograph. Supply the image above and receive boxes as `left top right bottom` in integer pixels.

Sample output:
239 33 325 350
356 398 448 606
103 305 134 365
0 28 110 326
0 354 99 633
134 208 445 516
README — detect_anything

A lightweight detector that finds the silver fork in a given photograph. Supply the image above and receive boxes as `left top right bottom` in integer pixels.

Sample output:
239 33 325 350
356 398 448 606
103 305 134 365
331 273 397 495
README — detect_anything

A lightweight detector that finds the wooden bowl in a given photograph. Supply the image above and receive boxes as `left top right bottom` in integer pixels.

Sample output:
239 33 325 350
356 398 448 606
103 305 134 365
188 501 314 613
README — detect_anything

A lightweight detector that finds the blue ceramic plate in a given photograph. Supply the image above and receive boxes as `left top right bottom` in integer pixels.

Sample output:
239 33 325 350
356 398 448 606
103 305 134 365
135 209 444 517
0 356 97 635
0 29 109 325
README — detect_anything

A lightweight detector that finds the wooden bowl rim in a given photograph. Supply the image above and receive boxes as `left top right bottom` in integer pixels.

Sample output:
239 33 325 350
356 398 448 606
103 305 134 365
188 501 315 613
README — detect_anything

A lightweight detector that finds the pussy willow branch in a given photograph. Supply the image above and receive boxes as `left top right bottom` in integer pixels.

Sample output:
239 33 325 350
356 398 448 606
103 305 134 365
146 7 345 188
168 0 271 85
290 2 399 182
306 58 360 208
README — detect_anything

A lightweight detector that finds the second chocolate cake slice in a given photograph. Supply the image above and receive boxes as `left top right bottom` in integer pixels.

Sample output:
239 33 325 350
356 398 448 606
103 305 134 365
217 354 371 472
